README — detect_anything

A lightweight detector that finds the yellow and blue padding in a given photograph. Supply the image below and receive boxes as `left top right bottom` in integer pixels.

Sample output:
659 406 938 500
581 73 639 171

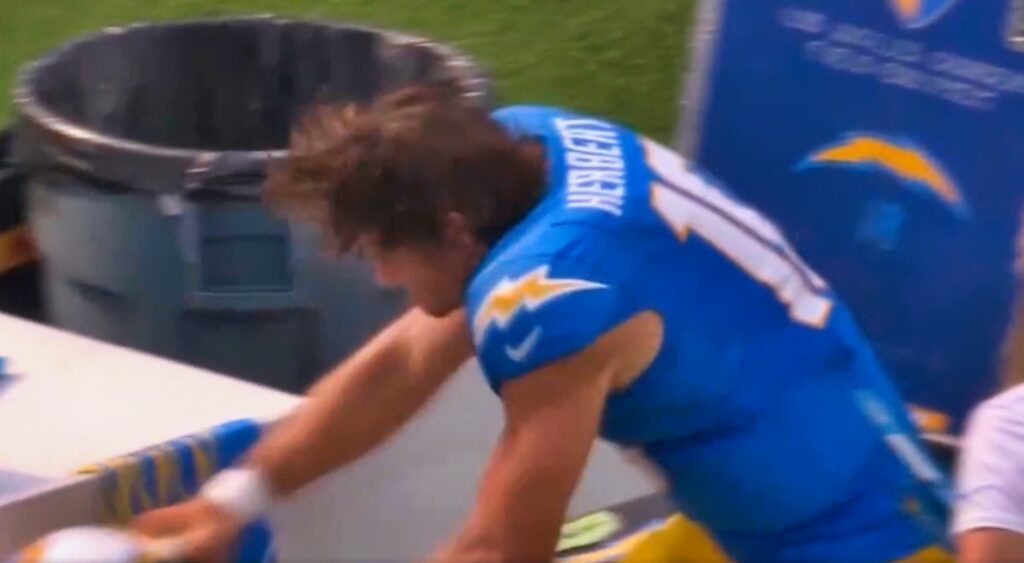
77 419 275 563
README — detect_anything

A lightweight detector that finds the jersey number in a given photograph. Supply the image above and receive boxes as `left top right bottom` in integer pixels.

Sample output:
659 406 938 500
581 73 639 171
643 138 834 328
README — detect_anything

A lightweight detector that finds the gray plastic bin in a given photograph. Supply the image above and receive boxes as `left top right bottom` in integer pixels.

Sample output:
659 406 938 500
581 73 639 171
10 16 492 391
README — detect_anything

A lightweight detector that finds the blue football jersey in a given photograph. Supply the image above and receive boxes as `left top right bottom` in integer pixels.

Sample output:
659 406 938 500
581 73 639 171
464 106 949 560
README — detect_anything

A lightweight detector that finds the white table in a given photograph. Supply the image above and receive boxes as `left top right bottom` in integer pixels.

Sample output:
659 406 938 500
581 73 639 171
0 313 300 556
0 312 299 477
0 313 656 559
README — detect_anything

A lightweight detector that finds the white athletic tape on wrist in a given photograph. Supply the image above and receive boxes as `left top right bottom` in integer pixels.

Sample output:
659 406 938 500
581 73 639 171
199 468 273 523
148 535 189 561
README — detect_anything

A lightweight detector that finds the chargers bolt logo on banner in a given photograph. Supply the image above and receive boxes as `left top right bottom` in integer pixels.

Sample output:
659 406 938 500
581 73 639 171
798 134 969 218
888 0 959 29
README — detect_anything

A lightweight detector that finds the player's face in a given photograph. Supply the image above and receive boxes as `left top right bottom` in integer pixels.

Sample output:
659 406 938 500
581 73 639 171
355 232 479 317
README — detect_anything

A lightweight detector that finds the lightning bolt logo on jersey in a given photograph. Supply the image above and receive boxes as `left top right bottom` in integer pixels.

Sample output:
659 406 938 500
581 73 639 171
473 266 606 344
467 106 950 561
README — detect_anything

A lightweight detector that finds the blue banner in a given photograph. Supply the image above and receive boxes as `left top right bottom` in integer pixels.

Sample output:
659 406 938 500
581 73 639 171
680 0 1024 432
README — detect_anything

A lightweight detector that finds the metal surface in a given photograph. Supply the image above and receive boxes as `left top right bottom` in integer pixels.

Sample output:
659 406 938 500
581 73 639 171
674 0 725 159
11 16 494 197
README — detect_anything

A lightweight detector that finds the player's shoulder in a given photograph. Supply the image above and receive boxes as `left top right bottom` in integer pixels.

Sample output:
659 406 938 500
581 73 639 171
465 225 636 387
491 104 577 124
963 384 1024 442
467 257 614 340
467 222 623 320
491 105 635 138
490 105 564 136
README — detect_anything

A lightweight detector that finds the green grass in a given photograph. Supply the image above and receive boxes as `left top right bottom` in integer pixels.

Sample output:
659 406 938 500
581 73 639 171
0 0 694 141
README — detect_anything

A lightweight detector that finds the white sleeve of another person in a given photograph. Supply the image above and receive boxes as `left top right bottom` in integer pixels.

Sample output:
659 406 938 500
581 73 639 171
953 388 1024 535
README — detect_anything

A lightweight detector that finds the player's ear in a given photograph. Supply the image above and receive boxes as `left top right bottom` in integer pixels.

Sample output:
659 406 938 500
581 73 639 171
442 212 477 249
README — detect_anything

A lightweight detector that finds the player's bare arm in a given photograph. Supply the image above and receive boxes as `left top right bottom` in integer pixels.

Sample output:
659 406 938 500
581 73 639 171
431 311 662 562
246 307 473 496
134 308 473 560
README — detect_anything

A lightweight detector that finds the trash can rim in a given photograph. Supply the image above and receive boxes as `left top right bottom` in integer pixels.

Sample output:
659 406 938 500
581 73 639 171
11 14 492 161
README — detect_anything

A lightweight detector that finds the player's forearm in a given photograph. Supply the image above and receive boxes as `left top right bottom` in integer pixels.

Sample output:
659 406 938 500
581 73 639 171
432 430 581 562
431 462 567 562
431 456 529 562
244 308 472 497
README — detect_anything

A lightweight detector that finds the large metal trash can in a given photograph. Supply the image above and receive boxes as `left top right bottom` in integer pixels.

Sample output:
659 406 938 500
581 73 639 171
11 16 492 391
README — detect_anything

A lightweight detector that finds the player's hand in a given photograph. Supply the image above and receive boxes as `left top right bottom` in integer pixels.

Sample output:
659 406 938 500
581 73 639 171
133 498 242 563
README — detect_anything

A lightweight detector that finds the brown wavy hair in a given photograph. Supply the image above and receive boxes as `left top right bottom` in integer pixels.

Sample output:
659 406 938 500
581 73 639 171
264 86 545 253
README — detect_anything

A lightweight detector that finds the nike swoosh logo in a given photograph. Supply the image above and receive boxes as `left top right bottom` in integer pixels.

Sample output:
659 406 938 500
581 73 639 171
505 327 542 363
